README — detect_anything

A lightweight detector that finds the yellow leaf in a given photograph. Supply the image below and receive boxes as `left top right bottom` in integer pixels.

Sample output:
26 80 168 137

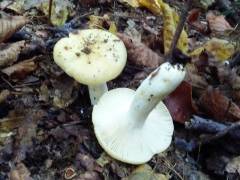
190 38 235 61
161 3 188 54
138 0 163 14
88 15 104 29
205 38 235 61
122 0 140 7
128 164 169 180
109 22 118 34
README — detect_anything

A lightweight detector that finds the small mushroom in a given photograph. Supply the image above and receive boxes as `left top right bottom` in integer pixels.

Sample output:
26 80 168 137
53 29 127 105
92 62 186 164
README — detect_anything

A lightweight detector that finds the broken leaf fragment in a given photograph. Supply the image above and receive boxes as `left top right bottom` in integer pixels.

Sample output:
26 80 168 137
138 0 162 14
127 164 169 180
190 38 235 61
0 13 28 43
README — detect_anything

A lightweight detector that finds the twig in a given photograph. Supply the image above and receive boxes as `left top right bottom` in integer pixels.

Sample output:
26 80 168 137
229 52 240 68
185 115 240 139
167 0 193 62
48 0 53 24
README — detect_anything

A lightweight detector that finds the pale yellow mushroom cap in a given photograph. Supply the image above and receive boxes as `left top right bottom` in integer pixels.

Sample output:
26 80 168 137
53 29 127 85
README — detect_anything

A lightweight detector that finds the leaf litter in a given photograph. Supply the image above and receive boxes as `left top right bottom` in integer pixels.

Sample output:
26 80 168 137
0 0 240 179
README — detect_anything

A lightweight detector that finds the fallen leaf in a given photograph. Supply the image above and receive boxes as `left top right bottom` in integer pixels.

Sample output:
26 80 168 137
39 0 74 26
198 87 240 122
138 0 163 15
187 8 201 23
76 153 102 172
122 0 140 7
164 81 195 123
190 38 235 61
0 90 10 104
225 156 240 174
9 163 32 180
77 171 102 180
127 164 169 180
0 41 25 68
1 58 37 79
0 13 28 43
117 33 164 67
206 11 233 34
161 2 188 54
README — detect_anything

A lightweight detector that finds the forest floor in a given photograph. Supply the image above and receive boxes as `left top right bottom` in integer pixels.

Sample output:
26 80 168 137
0 0 240 179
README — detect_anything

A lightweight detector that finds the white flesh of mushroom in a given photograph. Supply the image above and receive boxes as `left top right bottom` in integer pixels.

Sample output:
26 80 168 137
93 62 186 164
53 29 127 105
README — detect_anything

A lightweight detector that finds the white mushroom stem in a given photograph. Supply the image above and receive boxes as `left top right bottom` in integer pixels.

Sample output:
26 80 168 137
88 83 108 105
128 62 186 125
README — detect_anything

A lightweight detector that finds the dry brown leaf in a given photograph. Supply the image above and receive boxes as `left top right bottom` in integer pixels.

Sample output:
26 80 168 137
206 11 233 34
0 13 28 43
198 87 240 122
0 41 25 68
117 33 164 67
1 58 37 79
164 81 195 124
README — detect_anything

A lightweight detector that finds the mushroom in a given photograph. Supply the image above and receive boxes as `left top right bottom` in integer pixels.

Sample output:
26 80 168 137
92 62 186 164
53 29 127 105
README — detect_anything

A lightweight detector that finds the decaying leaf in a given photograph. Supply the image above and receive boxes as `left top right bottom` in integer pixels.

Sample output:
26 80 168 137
127 164 169 180
164 81 195 123
225 156 240 174
0 90 10 104
206 11 233 34
117 33 164 67
0 41 25 68
9 163 32 180
39 0 74 26
0 13 28 43
198 87 240 122
138 0 162 14
51 76 78 108
1 58 37 79
190 38 235 61
122 0 140 7
161 2 188 54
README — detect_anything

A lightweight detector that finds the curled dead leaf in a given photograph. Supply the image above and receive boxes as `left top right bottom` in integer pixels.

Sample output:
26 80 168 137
198 87 240 122
0 13 28 43
0 41 25 68
164 81 195 124
117 33 164 67
206 11 233 34
1 58 37 79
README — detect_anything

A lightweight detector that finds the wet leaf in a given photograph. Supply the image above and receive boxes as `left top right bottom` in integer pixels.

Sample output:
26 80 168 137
117 33 164 67
198 87 240 122
164 81 195 123
0 13 28 43
1 58 37 79
0 41 25 68
206 11 233 34
127 164 169 180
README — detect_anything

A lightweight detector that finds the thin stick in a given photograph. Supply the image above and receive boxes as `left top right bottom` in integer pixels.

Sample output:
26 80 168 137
48 0 53 24
167 0 193 61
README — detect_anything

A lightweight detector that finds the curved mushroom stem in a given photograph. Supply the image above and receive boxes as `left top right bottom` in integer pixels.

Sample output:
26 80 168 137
128 62 186 124
88 83 108 105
